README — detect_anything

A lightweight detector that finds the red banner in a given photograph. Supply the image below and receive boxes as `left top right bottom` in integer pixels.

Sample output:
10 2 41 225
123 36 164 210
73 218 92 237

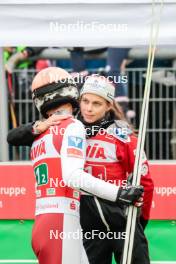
149 162 176 219
0 162 175 219
0 163 35 219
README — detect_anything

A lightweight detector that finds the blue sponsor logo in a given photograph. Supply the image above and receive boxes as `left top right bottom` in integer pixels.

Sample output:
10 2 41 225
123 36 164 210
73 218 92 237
68 136 83 149
115 128 128 140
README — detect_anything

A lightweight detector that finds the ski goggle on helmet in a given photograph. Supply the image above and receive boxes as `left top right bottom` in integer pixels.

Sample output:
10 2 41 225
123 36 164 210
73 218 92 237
31 67 79 118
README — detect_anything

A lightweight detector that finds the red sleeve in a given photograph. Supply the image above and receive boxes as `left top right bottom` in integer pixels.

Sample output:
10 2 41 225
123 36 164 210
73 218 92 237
122 134 154 220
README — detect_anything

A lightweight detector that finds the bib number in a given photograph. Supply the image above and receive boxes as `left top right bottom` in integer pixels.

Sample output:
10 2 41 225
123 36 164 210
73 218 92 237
84 164 106 181
34 163 48 186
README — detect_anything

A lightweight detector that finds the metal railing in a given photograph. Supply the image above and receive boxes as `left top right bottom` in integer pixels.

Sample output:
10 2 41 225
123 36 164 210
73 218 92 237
8 68 176 160
126 68 176 160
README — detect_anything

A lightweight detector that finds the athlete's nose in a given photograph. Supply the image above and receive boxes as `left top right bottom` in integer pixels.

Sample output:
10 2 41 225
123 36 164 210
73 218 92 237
86 103 93 112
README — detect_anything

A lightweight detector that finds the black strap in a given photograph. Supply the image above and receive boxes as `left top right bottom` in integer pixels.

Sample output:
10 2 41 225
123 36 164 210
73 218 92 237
32 79 77 98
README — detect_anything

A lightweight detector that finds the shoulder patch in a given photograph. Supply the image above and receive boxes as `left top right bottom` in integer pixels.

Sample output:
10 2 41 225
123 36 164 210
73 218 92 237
114 120 133 134
106 123 131 143
66 136 84 158
68 136 83 149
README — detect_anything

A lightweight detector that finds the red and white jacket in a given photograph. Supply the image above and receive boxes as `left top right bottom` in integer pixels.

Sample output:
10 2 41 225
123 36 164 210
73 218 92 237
84 122 154 220
30 118 121 216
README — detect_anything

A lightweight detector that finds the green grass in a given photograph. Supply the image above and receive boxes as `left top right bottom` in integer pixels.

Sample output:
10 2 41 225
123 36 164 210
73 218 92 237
0 220 176 262
0 220 35 260
146 220 176 261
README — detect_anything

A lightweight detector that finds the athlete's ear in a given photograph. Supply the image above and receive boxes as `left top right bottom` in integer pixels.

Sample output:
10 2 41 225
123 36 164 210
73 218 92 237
106 102 112 112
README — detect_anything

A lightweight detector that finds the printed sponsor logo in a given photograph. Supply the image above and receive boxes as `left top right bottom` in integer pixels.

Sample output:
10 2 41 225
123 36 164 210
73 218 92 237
46 188 56 196
67 148 83 158
36 190 41 197
86 144 106 159
115 128 128 139
70 200 76 210
31 140 46 160
68 136 83 149
73 190 80 199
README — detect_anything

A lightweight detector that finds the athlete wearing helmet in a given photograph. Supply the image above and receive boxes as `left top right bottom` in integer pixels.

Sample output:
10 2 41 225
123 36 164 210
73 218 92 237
15 67 144 264
31 67 79 118
29 74 152 264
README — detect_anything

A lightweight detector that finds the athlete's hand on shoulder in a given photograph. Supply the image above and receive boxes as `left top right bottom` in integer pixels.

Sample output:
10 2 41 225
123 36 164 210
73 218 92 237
32 114 71 134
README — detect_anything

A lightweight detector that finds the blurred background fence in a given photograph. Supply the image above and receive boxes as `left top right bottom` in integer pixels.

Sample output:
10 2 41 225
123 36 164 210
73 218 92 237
8 67 176 161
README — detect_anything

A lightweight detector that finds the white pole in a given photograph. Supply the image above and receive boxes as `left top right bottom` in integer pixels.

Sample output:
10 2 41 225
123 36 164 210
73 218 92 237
0 47 9 161
121 1 164 264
